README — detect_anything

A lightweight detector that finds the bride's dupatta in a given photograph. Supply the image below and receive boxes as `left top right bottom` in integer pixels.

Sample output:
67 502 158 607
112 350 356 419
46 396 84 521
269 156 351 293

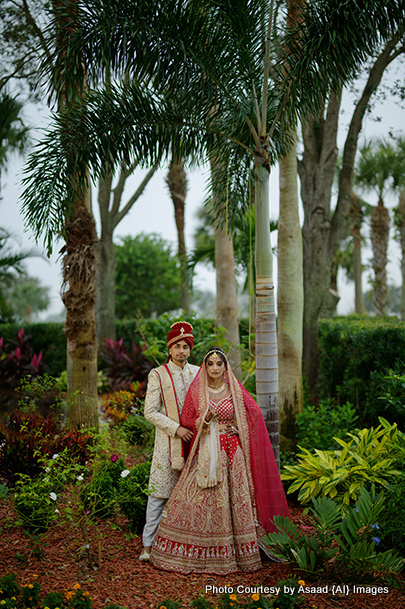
180 358 289 542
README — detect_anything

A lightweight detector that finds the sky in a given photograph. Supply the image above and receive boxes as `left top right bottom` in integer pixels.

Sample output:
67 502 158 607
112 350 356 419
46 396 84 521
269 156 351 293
1 59 405 322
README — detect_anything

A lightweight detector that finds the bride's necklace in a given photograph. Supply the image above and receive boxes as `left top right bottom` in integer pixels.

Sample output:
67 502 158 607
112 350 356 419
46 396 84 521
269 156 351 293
208 381 227 396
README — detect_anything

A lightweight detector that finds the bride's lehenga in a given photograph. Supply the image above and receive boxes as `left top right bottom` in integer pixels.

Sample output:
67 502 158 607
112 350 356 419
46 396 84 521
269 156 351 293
150 359 289 575
152 393 261 574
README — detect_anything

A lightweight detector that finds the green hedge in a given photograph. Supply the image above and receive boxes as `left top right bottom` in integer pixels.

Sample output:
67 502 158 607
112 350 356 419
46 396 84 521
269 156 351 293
0 322 66 378
0 316 252 379
318 316 405 428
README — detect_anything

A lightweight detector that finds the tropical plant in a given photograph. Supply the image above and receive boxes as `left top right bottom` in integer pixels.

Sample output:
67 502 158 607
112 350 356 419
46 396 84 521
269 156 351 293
281 420 403 506
263 486 403 580
100 336 153 391
0 328 44 388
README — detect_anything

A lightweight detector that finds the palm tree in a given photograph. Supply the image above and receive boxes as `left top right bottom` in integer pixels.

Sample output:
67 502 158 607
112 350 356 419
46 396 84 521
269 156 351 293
354 139 394 315
389 136 405 319
166 154 190 313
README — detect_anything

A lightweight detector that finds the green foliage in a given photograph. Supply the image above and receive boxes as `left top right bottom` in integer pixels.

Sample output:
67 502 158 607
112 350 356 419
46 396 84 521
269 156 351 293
270 579 305 609
375 370 405 429
115 234 182 319
0 572 20 599
14 473 57 533
378 470 405 557
4 275 50 323
318 316 405 428
264 487 403 581
296 398 358 451
157 600 182 609
21 579 41 608
16 374 63 418
80 455 126 518
121 414 154 447
118 460 151 532
41 591 66 609
281 420 403 506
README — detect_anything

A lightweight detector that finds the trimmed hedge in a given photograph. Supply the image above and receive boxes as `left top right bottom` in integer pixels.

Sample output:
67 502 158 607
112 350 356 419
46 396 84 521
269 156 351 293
0 316 252 379
318 316 405 428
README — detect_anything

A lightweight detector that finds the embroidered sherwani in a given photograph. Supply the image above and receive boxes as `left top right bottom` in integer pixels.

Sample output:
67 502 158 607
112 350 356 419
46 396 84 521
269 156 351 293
144 359 199 498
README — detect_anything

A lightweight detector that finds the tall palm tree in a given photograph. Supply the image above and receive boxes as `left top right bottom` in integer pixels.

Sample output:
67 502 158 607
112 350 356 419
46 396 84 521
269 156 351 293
355 139 394 315
390 137 405 319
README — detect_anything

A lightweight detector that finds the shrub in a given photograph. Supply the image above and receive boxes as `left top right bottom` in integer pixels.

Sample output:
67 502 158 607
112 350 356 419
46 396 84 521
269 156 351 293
14 473 58 533
41 591 66 609
0 411 92 485
318 316 405 427
281 419 404 507
264 486 402 581
103 389 141 425
118 460 151 532
80 455 126 518
296 398 358 451
0 328 44 389
100 338 153 391
121 414 154 447
0 322 66 378
378 469 405 557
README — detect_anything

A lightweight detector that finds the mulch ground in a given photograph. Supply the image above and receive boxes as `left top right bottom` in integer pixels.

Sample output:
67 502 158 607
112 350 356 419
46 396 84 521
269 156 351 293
1 499 404 609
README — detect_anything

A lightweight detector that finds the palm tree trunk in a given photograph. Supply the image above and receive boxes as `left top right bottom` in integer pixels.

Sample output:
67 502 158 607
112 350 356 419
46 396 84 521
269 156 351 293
255 161 279 466
278 132 303 451
95 172 116 347
370 197 390 315
396 188 405 321
167 157 190 313
54 0 99 430
350 193 365 315
209 158 242 379
62 203 99 430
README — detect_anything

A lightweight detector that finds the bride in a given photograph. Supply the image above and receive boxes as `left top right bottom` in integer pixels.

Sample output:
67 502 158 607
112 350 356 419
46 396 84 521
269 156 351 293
150 347 289 574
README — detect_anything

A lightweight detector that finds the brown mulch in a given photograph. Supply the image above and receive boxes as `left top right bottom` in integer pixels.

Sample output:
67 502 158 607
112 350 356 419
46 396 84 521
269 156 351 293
1 500 404 609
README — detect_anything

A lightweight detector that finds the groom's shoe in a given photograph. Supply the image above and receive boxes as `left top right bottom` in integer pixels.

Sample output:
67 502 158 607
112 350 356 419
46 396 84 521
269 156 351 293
139 547 151 562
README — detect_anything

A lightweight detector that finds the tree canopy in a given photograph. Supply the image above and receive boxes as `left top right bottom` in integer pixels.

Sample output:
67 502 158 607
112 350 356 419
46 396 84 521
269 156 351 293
115 233 182 319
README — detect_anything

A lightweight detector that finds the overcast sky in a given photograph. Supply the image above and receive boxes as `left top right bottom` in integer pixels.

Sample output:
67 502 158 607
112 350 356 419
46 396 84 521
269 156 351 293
2 61 404 321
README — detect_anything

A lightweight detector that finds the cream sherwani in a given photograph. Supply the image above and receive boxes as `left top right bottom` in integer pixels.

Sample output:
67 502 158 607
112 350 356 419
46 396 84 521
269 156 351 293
144 359 199 498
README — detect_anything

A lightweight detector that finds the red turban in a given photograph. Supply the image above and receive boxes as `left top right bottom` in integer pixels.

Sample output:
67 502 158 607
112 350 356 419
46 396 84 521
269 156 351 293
167 321 194 350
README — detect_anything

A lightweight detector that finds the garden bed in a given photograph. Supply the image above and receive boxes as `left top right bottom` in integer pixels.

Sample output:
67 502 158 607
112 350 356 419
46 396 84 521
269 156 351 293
1 498 404 609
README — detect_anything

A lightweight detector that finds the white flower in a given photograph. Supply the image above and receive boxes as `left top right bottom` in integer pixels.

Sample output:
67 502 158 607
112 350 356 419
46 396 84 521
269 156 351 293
77 475 84 482
45 467 50 472
52 454 59 460
49 492 57 501
54 508 60 513
120 469 130 478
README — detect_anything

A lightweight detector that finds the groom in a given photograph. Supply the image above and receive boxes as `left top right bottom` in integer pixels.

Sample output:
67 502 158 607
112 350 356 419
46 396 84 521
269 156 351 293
139 321 199 562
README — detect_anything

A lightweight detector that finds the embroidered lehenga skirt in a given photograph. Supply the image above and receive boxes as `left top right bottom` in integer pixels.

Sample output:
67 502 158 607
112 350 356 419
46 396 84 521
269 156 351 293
150 397 262 574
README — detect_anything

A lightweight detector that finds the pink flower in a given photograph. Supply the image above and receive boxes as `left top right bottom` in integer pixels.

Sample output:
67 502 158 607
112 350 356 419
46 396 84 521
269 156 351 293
110 454 119 463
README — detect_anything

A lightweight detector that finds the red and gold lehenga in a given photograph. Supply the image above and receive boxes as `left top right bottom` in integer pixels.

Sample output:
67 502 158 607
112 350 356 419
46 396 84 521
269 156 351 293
150 359 289 575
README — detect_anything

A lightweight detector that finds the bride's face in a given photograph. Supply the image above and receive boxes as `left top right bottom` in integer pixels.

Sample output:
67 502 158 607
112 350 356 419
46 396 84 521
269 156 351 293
205 354 226 381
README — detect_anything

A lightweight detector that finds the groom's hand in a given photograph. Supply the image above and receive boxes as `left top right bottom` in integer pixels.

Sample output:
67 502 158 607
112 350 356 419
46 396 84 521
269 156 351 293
176 425 193 442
